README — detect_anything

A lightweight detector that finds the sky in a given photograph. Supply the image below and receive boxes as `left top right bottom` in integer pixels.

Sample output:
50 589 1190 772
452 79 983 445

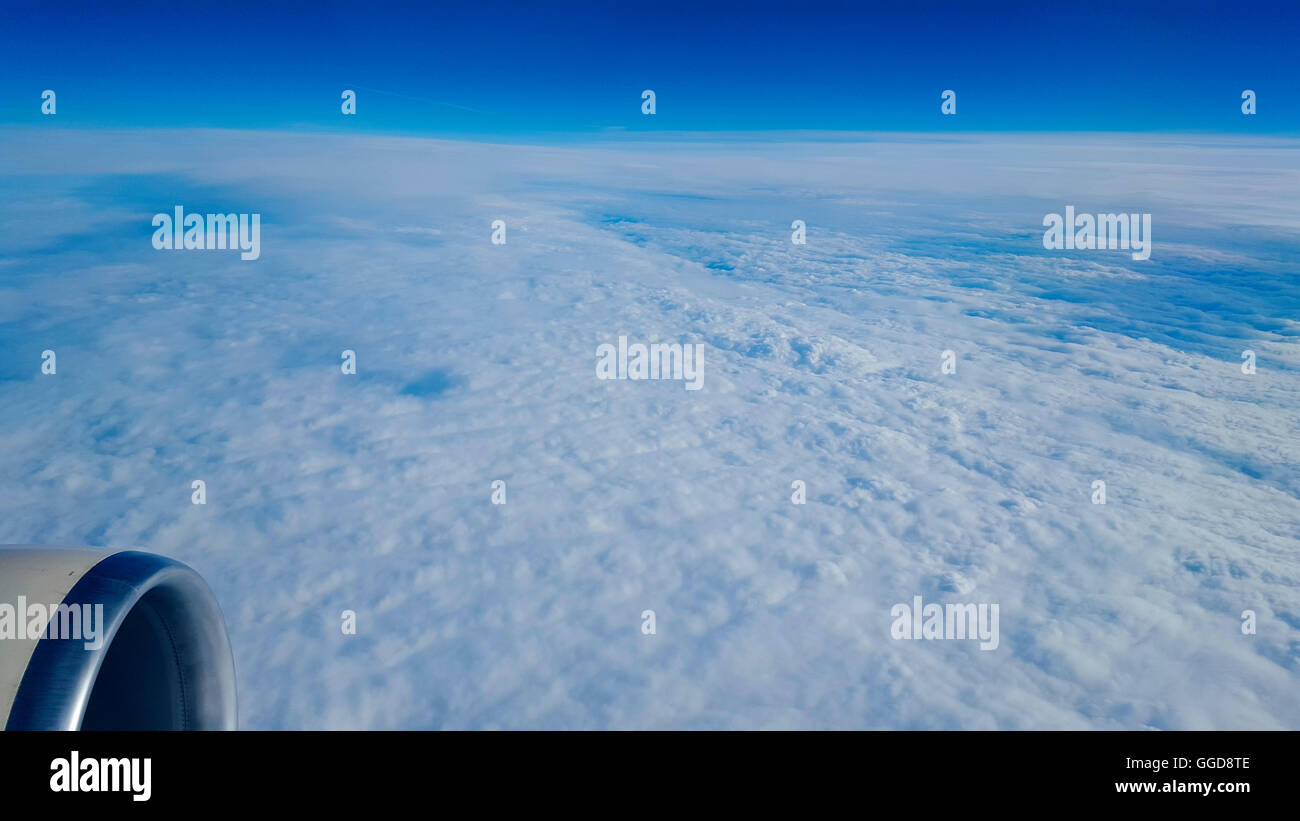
1 0 1298 136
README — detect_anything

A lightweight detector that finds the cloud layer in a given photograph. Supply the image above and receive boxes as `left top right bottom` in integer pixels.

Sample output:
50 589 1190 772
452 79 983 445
1 130 1297 728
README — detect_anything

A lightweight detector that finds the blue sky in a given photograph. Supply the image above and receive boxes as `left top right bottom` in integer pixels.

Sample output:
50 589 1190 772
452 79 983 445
2 0 1298 136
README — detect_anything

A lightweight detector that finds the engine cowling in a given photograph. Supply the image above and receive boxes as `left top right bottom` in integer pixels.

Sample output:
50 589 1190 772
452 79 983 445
0 546 237 730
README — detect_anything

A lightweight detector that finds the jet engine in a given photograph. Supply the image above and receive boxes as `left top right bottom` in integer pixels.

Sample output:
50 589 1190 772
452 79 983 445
0 547 236 730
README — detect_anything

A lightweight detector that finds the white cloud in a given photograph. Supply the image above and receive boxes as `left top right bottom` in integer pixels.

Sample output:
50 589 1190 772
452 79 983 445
0 130 1297 729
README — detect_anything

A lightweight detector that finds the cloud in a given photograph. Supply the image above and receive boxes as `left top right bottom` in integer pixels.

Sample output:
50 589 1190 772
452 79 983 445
0 130 1297 729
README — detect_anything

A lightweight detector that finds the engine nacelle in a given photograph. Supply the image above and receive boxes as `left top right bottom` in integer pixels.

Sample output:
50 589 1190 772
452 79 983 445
0 546 236 730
